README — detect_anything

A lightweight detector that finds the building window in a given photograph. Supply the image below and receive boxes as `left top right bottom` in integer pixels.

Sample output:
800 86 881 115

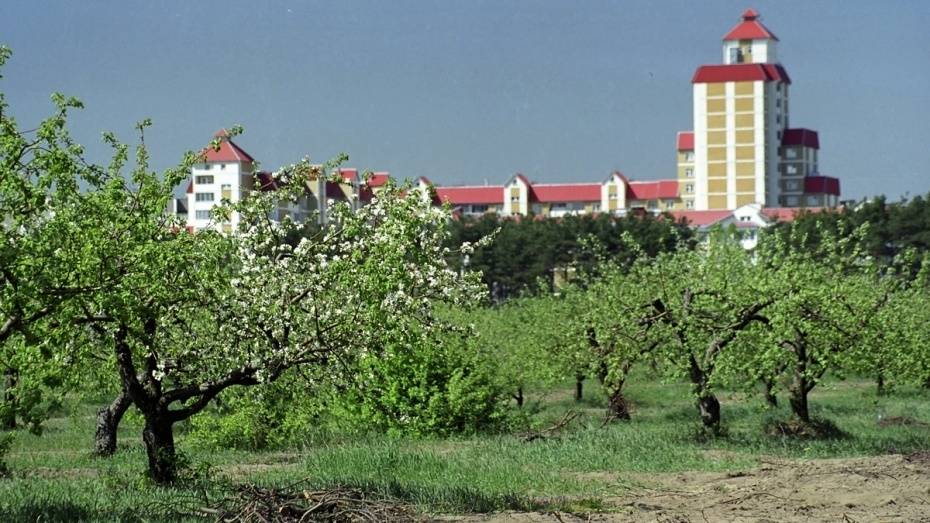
685 184 694 194
195 192 215 202
609 192 618 200
592 202 601 212
685 168 694 178
220 164 227 170
786 148 798 159
785 196 799 206
807 195 819 206
203 164 212 170
470 204 489 213
729 47 744 64
665 200 675 209
684 151 694 162
195 210 211 220
685 200 694 209
786 165 798 175
510 195 520 202
195 175 214 184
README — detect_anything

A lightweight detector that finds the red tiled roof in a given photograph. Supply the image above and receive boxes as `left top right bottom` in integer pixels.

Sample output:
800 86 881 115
782 128 820 149
669 210 733 227
723 9 779 41
530 184 601 203
366 172 391 187
760 207 829 222
435 186 503 205
804 176 840 196
692 63 790 84
627 180 679 201
677 131 694 151
339 168 358 182
201 129 255 164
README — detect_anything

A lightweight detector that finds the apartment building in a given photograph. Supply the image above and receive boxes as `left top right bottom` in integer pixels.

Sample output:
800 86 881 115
677 9 840 210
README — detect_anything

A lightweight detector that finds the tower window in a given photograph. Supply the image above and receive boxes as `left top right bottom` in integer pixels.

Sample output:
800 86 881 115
685 184 694 194
685 168 694 178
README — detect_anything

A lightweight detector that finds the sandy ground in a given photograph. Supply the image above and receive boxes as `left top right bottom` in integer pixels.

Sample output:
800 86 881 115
443 453 930 522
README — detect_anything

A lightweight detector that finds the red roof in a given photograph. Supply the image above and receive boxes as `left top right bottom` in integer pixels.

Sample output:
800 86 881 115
201 129 255 164
669 210 733 227
366 172 391 187
804 176 840 196
627 180 679 200
435 186 503 205
326 181 349 199
339 168 358 182
761 207 831 222
677 131 694 151
782 128 820 149
723 9 779 41
693 63 790 84
186 180 193 194
511 173 531 186
531 184 601 203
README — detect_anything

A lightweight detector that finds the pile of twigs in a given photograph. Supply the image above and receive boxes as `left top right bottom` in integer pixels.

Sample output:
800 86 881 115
198 484 419 522
520 410 580 442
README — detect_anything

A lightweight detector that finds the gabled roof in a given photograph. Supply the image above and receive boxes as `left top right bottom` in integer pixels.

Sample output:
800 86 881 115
677 131 694 151
326 181 349 199
435 186 503 205
627 180 679 201
723 9 779 41
508 173 532 186
761 207 825 222
531 184 601 203
692 63 790 84
782 128 820 149
339 168 358 182
669 210 733 227
804 176 840 196
202 129 256 164
365 172 391 187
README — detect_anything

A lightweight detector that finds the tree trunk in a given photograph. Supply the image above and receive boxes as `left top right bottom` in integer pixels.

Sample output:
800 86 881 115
606 386 631 421
142 411 178 484
1 369 17 430
93 389 132 456
876 371 885 396
513 387 524 408
574 375 584 402
788 387 810 423
763 378 778 408
688 356 721 431
697 394 721 429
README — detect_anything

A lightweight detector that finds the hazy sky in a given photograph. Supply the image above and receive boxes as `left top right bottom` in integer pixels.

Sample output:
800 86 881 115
2 1 928 201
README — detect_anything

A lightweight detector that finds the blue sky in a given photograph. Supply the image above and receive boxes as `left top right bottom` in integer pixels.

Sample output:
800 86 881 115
2 1 928 201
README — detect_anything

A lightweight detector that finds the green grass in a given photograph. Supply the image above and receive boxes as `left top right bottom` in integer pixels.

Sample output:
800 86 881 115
3 376 930 520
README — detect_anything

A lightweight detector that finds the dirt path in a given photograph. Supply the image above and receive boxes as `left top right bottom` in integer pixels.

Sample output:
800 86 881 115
444 453 930 522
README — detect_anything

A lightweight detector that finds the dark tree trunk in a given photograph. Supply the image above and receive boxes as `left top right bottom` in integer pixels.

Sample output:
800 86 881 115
697 394 721 429
574 375 584 402
606 386 631 421
763 378 778 408
876 371 886 396
142 411 177 484
93 389 132 456
688 355 721 431
1 369 17 430
513 387 524 408
789 387 810 423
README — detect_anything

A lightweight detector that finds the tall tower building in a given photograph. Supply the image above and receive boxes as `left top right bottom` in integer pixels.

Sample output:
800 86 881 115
679 9 839 210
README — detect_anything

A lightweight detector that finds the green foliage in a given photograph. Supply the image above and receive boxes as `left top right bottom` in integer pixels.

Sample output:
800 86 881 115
188 373 330 450
333 327 511 436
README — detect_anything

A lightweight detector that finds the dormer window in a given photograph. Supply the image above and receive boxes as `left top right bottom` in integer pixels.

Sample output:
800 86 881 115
729 48 745 64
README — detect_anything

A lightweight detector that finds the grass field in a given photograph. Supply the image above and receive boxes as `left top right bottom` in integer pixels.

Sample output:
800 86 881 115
3 376 930 521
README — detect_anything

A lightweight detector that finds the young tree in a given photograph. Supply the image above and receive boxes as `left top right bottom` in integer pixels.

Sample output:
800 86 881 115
651 232 773 432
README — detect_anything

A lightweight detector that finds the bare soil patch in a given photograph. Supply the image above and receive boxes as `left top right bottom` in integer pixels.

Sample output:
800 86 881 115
445 453 930 522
